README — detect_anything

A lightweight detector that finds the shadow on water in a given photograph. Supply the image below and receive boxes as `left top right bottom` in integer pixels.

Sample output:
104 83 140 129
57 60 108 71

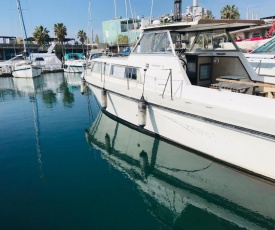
85 89 275 230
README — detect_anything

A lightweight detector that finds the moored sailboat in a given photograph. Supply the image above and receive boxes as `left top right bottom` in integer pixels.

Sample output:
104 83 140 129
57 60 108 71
12 0 42 78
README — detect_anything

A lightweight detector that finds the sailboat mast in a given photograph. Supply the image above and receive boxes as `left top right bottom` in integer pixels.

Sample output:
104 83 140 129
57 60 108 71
114 0 117 18
16 0 29 55
88 0 93 43
150 0 154 24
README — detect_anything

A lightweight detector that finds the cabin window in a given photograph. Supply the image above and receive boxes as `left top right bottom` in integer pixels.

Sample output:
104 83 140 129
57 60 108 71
133 32 172 54
91 62 101 73
199 64 211 81
91 62 110 75
190 30 237 51
12 56 24 61
35 57 44 61
125 67 137 80
170 32 190 51
110 65 125 79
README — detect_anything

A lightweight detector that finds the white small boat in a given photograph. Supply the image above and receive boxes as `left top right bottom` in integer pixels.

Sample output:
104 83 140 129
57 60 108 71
0 43 62 76
83 19 275 182
0 54 25 76
63 53 86 73
245 36 275 77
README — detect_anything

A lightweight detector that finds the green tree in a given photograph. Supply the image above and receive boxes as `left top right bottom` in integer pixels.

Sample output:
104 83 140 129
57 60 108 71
33 25 50 46
117 34 129 44
54 23 67 56
77 30 87 53
204 13 215 19
77 30 87 44
54 23 67 43
94 34 99 44
220 5 240 19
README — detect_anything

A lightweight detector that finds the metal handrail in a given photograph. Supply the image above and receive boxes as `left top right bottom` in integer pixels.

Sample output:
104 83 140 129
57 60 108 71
254 60 262 74
162 69 173 100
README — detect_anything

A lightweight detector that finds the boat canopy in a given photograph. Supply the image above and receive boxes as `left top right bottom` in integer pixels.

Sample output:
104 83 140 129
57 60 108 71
64 53 85 60
175 23 257 33
133 25 242 54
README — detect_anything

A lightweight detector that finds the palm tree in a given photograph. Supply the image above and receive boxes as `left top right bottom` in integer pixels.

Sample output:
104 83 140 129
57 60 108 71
54 23 67 56
204 13 215 19
77 30 87 53
220 5 240 19
33 25 50 46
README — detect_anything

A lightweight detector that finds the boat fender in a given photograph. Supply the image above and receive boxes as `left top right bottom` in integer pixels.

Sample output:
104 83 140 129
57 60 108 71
80 71 85 80
80 80 86 95
138 96 147 128
105 133 112 154
139 150 149 178
101 88 107 108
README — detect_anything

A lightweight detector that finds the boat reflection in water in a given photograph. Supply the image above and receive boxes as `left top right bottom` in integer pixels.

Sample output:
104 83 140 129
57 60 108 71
85 109 275 229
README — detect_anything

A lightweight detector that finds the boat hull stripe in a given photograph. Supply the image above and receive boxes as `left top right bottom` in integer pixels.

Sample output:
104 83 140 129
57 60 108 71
86 82 275 142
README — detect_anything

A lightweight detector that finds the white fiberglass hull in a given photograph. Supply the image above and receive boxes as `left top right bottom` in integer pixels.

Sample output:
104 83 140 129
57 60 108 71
87 83 275 182
63 66 84 73
63 61 85 73
12 64 42 78
245 56 275 77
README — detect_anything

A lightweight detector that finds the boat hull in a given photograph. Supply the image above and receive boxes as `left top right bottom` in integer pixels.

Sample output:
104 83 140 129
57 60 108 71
63 65 84 73
246 57 275 77
86 83 275 182
63 60 86 73
12 65 42 78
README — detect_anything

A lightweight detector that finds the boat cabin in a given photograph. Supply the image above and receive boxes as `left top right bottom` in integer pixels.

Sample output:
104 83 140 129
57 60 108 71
131 22 275 97
87 22 275 98
133 23 252 86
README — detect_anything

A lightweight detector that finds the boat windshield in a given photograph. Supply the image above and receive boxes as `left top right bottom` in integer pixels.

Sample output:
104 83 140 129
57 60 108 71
189 30 238 52
251 37 275 54
132 31 173 54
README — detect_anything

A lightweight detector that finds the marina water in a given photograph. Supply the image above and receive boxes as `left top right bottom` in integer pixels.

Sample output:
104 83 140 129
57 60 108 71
0 73 274 229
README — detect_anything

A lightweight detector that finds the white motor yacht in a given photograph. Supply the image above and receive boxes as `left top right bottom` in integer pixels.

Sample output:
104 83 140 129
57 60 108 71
63 53 86 73
83 19 275 182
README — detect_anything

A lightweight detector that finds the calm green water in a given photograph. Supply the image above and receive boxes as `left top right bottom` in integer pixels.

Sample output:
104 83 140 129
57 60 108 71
0 73 274 230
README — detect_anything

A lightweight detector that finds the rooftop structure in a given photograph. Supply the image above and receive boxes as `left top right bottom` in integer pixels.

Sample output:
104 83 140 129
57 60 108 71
102 17 141 47
102 0 211 48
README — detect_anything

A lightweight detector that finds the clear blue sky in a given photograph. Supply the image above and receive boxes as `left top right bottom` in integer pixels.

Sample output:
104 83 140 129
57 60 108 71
0 0 274 43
